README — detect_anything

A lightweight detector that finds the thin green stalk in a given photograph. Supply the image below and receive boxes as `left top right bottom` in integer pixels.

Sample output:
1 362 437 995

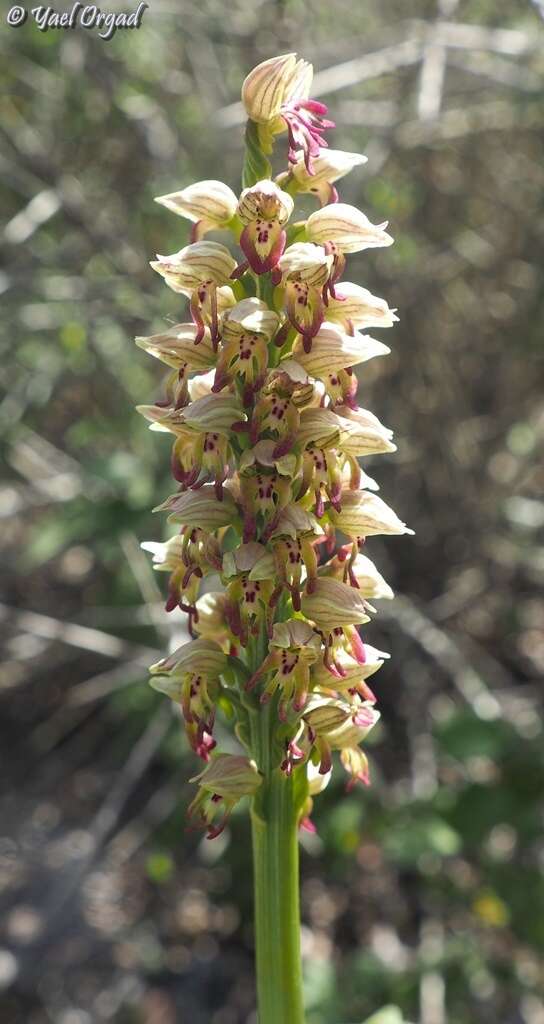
250 705 305 1024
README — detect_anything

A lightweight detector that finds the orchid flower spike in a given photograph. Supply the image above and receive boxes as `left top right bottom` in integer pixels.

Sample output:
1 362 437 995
138 53 410 868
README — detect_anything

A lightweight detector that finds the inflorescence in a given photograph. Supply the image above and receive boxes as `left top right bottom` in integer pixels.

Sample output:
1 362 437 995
137 52 412 839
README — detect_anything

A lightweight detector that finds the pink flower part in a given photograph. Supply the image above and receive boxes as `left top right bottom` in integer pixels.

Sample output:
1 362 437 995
282 98 335 174
240 221 287 275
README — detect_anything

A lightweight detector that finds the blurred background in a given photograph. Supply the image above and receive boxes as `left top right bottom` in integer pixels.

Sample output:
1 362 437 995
1 1 544 1022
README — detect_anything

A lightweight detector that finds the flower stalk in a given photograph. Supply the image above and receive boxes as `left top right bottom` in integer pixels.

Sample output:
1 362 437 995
138 51 410 1023
251 751 306 1024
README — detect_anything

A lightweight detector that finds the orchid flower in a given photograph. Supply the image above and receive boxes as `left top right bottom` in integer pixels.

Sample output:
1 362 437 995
241 53 334 173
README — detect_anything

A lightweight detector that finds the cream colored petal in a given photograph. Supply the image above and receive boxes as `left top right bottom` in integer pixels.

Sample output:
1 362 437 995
241 53 298 123
291 149 367 189
155 180 238 225
307 203 394 254
301 578 370 632
135 323 216 370
293 324 390 376
329 490 414 539
327 281 399 330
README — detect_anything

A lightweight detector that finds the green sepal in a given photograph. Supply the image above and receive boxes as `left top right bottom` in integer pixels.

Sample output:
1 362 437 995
242 120 273 189
217 693 235 719
286 221 308 246
231 277 248 301
290 762 310 820
225 654 252 686
221 525 241 552
226 213 244 242
235 719 252 751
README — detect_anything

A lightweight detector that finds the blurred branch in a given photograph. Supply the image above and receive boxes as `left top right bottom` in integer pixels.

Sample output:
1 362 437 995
120 531 171 639
336 99 399 127
4 189 61 245
417 35 447 122
379 596 503 721
447 49 543 91
87 705 172 852
0 603 160 664
106 778 181 866
17 704 174 974
215 17 538 130
417 1 458 122
66 661 151 706
431 20 537 55
396 100 542 146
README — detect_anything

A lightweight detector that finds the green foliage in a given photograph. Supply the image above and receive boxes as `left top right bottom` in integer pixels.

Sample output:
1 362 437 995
145 850 175 885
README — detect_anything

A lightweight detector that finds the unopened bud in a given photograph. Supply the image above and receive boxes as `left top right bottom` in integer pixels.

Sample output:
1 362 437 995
340 746 371 787
241 53 312 124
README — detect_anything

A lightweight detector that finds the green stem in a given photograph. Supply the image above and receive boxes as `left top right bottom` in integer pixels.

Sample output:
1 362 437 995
249 701 306 1024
